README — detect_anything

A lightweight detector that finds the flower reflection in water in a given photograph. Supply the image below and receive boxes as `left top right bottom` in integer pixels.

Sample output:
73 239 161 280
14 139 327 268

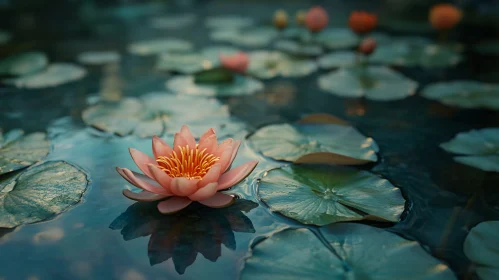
110 199 258 275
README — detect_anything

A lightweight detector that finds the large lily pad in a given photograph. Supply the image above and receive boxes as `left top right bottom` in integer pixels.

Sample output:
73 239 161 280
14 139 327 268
205 16 255 30
241 224 456 280
248 122 378 165
77 51 121 65
0 161 89 228
421 81 499 110
247 51 317 79
210 27 278 48
318 66 418 101
3 63 87 89
0 129 50 176
128 38 193 56
464 221 499 280
274 40 323 57
156 46 239 74
441 128 499 172
82 93 246 138
315 28 360 50
166 74 263 97
318 51 357 69
258 165 405 226
149 14 197 30
0 51 48 76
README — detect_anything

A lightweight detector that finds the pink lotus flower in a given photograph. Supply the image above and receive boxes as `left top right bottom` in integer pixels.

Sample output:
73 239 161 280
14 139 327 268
116 126 258 214
219 52 249 73
305 6 329 32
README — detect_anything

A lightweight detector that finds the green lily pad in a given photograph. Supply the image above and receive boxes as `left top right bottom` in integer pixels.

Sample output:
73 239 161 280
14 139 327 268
315 28 360 50
241 224 456 280
3 63 87 89
156 46 239 74
318 51 357 69
464 221 499 280
77 51 120 65
0 30 10 44
257 165 405 226
318 66 418 101
166 74 263 97
82 93 246 138
247 51 317 79
205 16 255 30
421 81 499 110
0 129 50 175
211 27 278 48
274 40 323 57
474 40 499 56
0 161 89 228
149 14 197 29
370 43 462 68
281 27 308 40
441 128 499 172
248 122 378 164
0 51 48 77
128 38 193 56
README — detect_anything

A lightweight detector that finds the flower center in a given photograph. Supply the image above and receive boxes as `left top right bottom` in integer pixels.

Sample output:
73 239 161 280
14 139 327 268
156 145 220 180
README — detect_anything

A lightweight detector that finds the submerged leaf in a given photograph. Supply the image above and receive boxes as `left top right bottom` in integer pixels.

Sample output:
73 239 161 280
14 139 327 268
274 40 323 57
3 63 86 89
0 130 50 175
258 165 405 226
0 51 48 76
315 28 360 50
464 221 499 280
205 16 255 30
0 161 89 228
150 14 197 29
77 51 121 65
421 81 499 110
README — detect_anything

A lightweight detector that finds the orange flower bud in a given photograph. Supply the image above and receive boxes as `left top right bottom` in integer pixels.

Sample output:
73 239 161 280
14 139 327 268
348 11 378 34
296 10 307 26
305 6 329 32
358 37 377 56
273 10 289 30
429 4 462 31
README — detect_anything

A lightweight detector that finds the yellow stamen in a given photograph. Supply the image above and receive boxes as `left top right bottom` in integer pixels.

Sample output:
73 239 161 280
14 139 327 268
156 145 219 180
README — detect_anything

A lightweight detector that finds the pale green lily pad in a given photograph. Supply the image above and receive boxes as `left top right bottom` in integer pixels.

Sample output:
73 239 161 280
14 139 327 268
77 51 120 65
318 51 357 69
315 28 360 50
166 75 263 97
370 43 462 68
249 123 378 164
82 93 246 138
0 30 10 44
0 161 88 228
464 221 499 280
3 63 87 89
282 27 308 40
149 14 196 29
274 40 323 57
441 128 499 172
318 66 418 101
0 129 50 176
156 46 239 74
257 165 405 226
0 51 48 77
421 81 499 110
128 38 193 56
241 224 457 280
474 41 499 56
211 27 278 48
247 51 317 79
205 16 255 30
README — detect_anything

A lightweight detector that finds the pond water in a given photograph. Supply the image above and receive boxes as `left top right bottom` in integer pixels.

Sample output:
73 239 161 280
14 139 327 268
1 1 499 279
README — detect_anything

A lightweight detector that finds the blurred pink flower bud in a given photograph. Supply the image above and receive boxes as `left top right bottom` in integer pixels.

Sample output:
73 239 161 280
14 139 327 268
220 52 249 73
305 6 328 32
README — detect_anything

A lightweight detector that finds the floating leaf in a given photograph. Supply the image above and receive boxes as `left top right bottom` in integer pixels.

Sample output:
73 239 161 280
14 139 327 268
274 40 323 57
82 93 246 138
0 51 48 77
421 81 499 110
3 63 87 89
318 51 357 69
0 30 10 44
149 14 196 29
315 28 360 50
205 16 255 30
441 128 499 172
464 221 499 280
128 38 193 56
166 75 263 97
247 51 317 79
0 161 89 228
249 122 378 164
281 27 308 40
257 165 405 226
0 129 50 175
77 51 121 65
241 224 455 280
211 27 278 48
318 66 418 101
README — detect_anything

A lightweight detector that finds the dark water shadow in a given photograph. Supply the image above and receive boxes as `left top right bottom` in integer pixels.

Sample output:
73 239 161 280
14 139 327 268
110 199 257 275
